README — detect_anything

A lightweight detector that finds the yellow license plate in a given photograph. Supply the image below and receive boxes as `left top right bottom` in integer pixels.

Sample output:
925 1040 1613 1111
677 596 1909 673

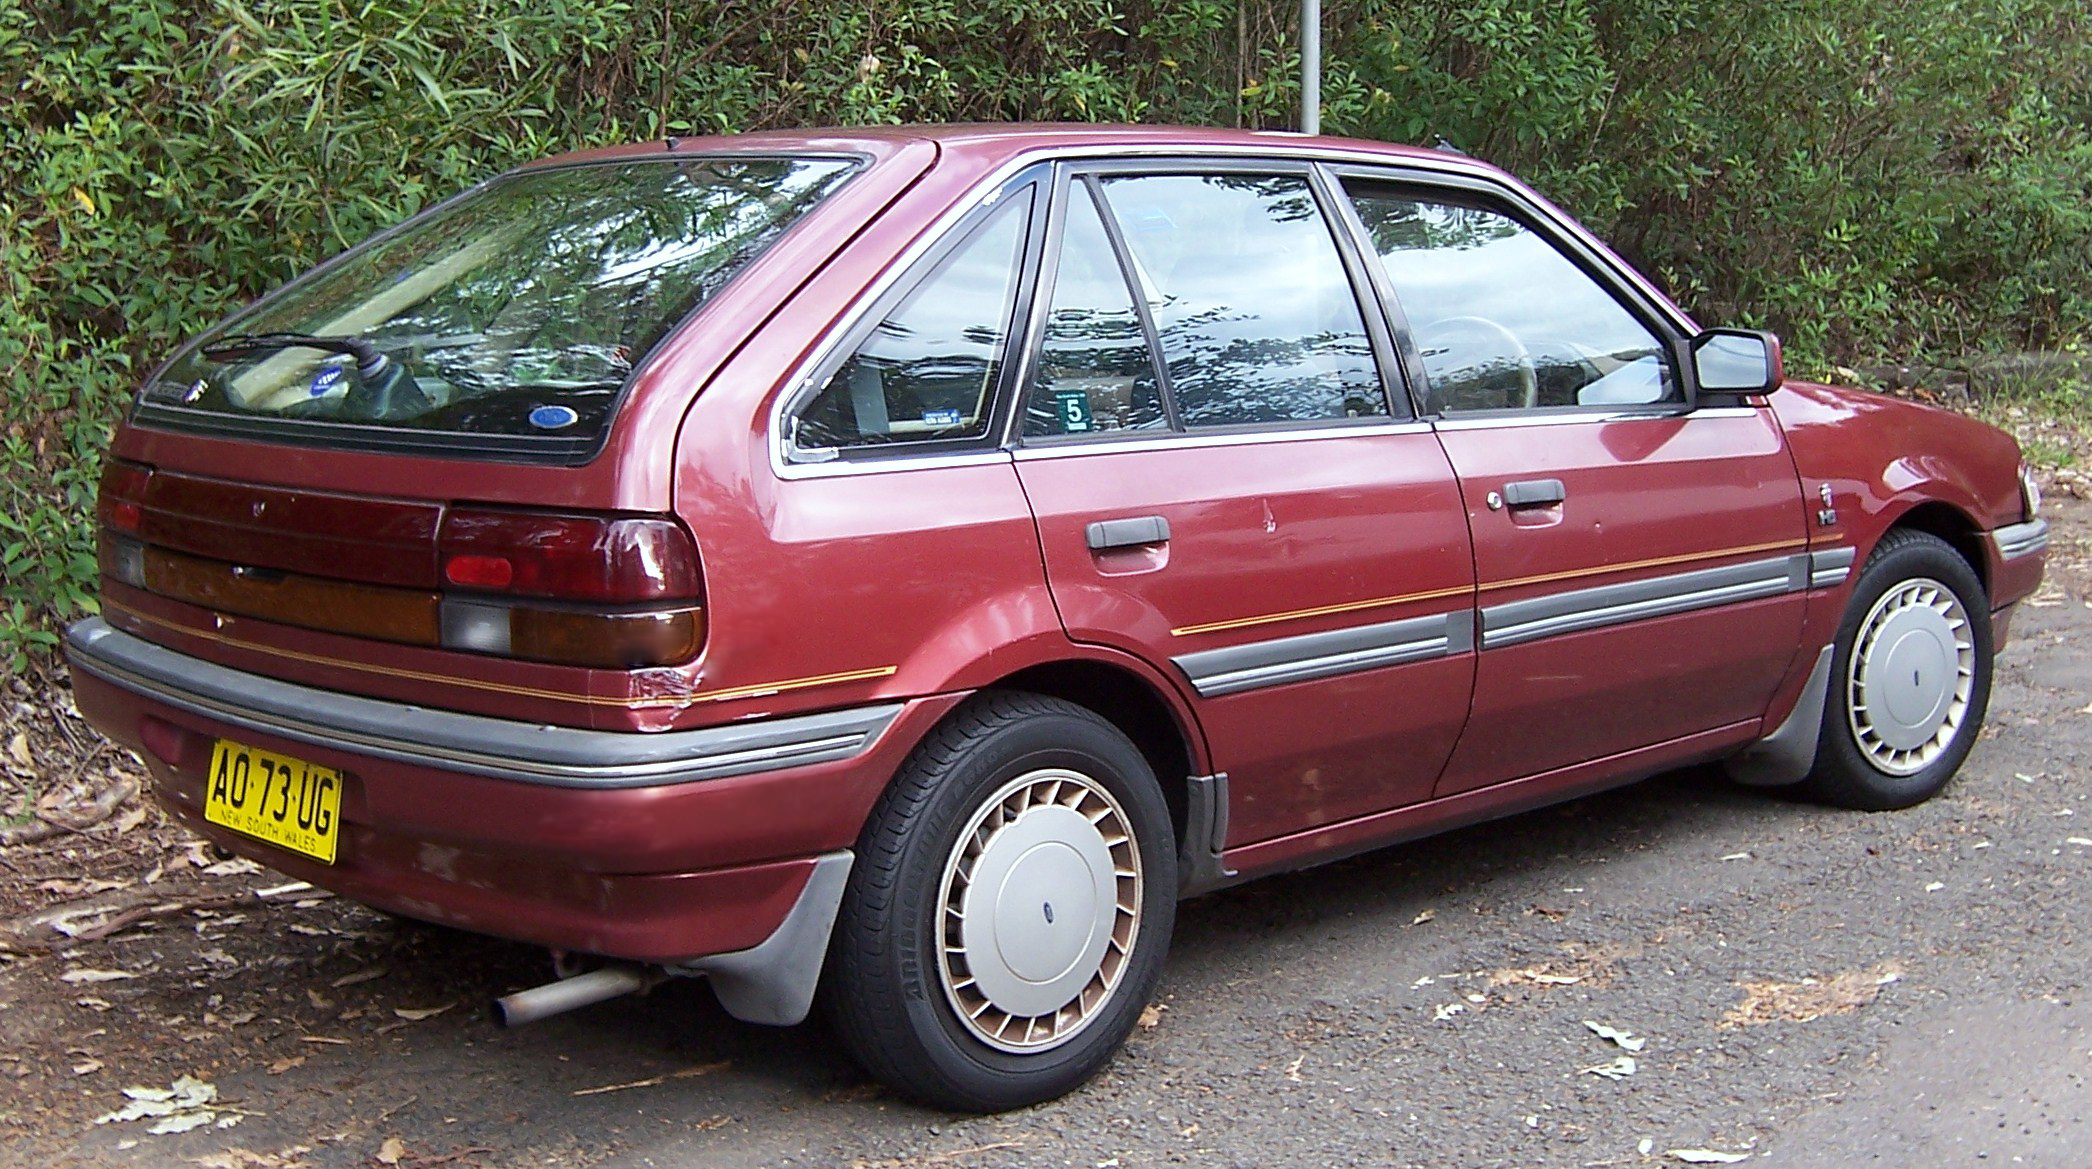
204 739 342 864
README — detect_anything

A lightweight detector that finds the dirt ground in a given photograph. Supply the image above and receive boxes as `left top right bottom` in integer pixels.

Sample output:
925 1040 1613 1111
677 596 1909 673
3 395 2088 1168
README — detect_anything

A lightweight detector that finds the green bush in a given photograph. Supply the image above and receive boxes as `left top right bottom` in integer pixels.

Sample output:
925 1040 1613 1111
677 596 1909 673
3 0 2088 670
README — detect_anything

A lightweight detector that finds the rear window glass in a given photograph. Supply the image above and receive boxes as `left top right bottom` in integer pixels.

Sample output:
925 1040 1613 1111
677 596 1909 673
141 156 857 454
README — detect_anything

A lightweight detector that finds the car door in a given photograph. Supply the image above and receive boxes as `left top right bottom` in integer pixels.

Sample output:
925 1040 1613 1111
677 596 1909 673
1010 162 1477 847
1334 174 1810 796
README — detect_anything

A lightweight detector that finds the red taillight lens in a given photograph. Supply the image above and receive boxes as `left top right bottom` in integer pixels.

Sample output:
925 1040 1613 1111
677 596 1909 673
98 460 153 535
438 510 701 603
443 554 514 590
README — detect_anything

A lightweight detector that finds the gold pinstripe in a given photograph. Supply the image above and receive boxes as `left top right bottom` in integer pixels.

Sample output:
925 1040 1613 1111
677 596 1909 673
104 599 897 709
1169 538 1812 638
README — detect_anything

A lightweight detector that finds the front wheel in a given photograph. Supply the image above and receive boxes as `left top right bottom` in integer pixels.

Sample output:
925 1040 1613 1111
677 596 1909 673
824 693 1177 1111
1799 529 1993 810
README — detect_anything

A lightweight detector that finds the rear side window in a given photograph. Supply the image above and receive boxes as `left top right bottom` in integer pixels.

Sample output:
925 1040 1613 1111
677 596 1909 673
142 156 858 455
792 193 1033 451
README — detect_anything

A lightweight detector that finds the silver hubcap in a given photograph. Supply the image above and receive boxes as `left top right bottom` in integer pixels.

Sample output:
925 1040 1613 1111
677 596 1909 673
1846 577 1974 776
937 769 1142 1053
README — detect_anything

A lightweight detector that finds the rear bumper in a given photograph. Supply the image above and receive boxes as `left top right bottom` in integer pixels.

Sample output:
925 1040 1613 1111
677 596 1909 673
65 618 951 974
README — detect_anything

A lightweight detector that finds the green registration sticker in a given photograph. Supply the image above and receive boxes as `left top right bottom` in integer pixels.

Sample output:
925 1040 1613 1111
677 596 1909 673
1054 389 1094 433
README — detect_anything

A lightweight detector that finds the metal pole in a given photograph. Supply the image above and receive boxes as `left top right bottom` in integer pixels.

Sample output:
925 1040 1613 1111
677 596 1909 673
1301 0 1321 135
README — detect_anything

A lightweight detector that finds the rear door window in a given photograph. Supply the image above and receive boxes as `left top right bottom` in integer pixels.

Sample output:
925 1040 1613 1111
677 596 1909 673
1095 173 1384 428
1024 168 1393 439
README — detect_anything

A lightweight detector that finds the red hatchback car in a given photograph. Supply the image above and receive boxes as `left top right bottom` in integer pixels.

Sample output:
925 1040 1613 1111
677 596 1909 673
67 125 2047 1110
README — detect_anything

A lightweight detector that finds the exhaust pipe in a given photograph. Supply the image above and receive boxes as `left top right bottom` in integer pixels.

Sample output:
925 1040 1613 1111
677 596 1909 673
493 963 654 1028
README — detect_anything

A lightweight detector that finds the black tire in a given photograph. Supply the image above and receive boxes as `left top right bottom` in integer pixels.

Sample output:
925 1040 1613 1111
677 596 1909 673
1798 528 1993 810
823 692 1177 1111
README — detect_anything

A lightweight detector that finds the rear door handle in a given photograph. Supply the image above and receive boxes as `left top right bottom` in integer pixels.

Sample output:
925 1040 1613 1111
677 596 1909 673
1501 478 1566 507
1086 515 1171 551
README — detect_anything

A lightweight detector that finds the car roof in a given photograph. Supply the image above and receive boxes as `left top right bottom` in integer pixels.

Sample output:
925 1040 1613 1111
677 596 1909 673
528 123 1501 183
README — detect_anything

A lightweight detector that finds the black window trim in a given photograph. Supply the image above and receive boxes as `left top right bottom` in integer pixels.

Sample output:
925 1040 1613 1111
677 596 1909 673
1325 164 1700 420
1011 155 1413 449
133 149 874 467
782 170 1050 463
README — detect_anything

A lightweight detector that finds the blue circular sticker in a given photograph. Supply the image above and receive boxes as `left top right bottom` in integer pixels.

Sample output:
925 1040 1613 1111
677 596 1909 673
528 404 579 430
308 364 347 397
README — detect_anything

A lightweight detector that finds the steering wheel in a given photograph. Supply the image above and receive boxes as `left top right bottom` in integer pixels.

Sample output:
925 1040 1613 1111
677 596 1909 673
1419 315 1538 411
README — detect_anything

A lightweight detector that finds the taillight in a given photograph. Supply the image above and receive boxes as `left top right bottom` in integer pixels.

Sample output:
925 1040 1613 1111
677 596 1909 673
98 460 152 536
437 508 705 668
97 460 153 587
439 510 700 603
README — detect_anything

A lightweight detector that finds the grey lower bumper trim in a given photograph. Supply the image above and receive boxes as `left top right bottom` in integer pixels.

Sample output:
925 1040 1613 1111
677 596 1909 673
1991 518 2050 561
64 618 902 789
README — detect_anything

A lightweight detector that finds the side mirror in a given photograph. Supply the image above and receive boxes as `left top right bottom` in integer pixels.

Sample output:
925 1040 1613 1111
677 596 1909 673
1690 328 1784 395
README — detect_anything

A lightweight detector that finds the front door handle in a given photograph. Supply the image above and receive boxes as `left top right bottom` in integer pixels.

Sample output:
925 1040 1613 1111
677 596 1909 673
1086 515 1171 551
1501 478 1566 507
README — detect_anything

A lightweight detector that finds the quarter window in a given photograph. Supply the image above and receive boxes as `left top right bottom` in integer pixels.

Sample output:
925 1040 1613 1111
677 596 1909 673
1344 185 1676 413
793 193 1032 451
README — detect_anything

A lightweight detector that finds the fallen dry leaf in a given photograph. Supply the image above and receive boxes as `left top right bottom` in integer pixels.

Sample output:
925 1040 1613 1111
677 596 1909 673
61 968 139 985
1584 1020 1647 1052
391 1003 455 1022
1668 1150 1749 1164
329 967 387 989
1581 1055 1637 1080
1722 965 1901 1028
266 1056 305 1075
374 1136 406 1166
1137 1003 1165 1030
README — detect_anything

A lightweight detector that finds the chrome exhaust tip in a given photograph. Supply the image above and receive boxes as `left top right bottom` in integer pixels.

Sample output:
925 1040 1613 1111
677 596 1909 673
492 963 653 1028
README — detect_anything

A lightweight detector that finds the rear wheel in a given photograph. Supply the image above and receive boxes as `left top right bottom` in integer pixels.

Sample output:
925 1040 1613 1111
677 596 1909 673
824 692 1176 1111
1799 529 1992 810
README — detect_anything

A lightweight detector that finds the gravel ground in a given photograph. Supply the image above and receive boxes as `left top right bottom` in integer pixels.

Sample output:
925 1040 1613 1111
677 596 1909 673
3 416 2087 1169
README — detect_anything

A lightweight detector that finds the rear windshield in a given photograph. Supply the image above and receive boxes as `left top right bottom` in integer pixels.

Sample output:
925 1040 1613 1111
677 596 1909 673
139 155 858 457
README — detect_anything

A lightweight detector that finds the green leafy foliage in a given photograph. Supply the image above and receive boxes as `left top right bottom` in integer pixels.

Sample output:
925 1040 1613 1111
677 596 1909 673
3 0 2088 668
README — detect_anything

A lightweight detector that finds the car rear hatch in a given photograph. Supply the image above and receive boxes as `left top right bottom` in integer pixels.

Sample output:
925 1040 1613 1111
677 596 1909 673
90 136 938 731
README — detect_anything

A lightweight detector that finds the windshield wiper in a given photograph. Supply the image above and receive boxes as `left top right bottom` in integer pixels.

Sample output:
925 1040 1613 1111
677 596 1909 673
199 331 430 422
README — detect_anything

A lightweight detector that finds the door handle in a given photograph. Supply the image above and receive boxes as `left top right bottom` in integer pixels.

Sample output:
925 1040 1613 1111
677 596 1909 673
1086 515 1171 551
1501 478 1566 507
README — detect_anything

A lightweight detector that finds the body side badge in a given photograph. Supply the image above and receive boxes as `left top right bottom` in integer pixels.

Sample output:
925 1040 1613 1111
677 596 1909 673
1817 482 1839 527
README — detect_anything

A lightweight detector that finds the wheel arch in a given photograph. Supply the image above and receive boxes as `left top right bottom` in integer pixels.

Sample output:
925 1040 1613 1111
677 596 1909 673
1880 499 1989 595
976 658 1208 848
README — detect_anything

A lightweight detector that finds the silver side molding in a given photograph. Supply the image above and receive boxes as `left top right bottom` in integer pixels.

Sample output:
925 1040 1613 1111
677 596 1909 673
1808 545 1858 588
1991 518 2050 561
64 618 902 789
1173 609 1475 698
1482 554 1804 650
